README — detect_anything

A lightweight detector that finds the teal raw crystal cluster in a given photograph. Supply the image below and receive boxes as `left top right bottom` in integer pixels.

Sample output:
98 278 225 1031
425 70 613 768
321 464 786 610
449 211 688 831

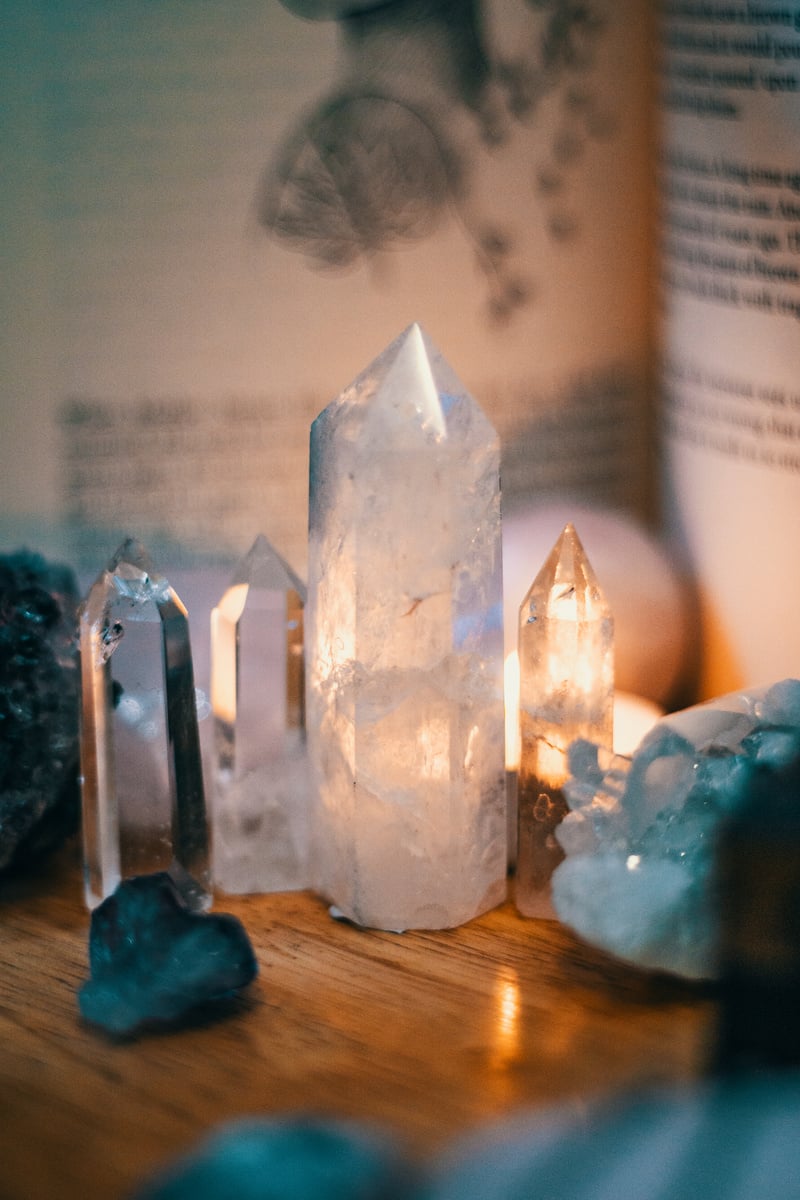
552 679 800 979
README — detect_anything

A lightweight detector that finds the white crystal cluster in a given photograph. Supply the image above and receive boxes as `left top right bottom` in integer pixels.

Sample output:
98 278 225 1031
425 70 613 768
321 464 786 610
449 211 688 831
307 324 506 931
552 678 800 979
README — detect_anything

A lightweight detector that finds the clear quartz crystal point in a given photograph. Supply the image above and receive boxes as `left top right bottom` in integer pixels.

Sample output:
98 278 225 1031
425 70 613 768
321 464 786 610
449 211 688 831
79 538 210 910
307 322 507 931
516 522 613 918
210 534 309 894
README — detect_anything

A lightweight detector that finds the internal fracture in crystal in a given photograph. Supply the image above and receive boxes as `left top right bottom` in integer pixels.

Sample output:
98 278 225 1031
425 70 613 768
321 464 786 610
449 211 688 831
79 538 209 910
210 534 309 894
516 523 613 918
307 323 506 931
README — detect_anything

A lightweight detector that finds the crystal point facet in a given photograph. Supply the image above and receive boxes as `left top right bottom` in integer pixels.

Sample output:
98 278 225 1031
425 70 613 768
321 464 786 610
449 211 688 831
79 538 209 910
516 522 613 918
307 324 506 931
210 534 309 894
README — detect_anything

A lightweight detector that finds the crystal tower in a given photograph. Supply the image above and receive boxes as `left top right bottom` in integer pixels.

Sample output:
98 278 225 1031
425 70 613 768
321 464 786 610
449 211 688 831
516 522 613 917
307 323 506 930
79 538 209 910
210 534 309 893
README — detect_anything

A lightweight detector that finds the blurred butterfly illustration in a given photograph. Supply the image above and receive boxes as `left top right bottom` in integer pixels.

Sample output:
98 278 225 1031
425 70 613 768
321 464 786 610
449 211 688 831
258 0 617 325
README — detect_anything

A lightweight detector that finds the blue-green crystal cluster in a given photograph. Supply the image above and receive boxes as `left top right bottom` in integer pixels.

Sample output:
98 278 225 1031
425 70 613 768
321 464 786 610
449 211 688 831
553 679 800 979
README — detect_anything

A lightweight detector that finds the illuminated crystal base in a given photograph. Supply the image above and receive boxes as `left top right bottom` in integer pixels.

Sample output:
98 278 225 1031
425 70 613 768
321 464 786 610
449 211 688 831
307 324 506 931
79 538 210 910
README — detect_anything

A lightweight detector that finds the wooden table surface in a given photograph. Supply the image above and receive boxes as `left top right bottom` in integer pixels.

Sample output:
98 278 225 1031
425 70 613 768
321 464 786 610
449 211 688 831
0 842 714 1200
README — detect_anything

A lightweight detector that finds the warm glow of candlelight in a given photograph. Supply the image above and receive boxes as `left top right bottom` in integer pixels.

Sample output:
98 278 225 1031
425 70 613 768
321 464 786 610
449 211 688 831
504 650 521 771
613 691 664 755
490 966 520 1068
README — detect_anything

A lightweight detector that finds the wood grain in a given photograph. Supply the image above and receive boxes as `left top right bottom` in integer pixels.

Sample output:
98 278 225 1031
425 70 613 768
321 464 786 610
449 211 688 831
0 842 715 1200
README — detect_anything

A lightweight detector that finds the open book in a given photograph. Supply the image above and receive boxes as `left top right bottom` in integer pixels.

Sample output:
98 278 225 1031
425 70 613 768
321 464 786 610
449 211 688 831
3 1 799 696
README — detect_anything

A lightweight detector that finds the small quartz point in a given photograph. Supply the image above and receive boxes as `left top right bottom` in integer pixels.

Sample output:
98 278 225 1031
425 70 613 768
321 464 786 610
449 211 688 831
516 522 613 919
307 323 506 931
210 534 309 894
79 538 210 910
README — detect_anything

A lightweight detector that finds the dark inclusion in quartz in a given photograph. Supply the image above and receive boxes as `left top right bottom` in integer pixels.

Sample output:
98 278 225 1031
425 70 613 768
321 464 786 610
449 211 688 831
0 550 81 875
79 873 258 1037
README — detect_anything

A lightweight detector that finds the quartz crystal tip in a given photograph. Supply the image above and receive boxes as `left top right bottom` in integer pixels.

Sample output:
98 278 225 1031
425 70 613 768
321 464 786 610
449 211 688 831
229 533 306 597
521 523 612 629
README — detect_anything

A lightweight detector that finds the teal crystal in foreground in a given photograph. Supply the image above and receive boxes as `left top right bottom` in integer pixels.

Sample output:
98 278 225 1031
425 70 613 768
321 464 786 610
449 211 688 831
79 539 210 910
210 534 309 894
307 324 506 931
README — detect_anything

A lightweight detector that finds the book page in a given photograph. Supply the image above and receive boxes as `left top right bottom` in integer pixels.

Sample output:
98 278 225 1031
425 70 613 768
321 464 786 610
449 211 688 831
659 3 800 694
2 0 652 577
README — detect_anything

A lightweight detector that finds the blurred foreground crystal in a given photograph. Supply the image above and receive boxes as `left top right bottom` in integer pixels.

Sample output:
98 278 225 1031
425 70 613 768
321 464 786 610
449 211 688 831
79 539 209 910
307 323 506 931
552 679 800 979
516 523 613 918
210 534 309 893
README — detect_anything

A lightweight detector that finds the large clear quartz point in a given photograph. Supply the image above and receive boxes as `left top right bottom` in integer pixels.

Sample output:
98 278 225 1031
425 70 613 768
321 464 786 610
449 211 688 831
79 538 210 910
210 534 309 894
307 323 506 931
516 522 613 918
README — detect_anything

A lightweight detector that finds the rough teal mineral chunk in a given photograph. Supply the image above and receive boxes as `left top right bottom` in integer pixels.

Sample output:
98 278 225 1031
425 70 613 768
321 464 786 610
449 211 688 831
0 550 80 874
132 1117 420 1200
79 873 257 1036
